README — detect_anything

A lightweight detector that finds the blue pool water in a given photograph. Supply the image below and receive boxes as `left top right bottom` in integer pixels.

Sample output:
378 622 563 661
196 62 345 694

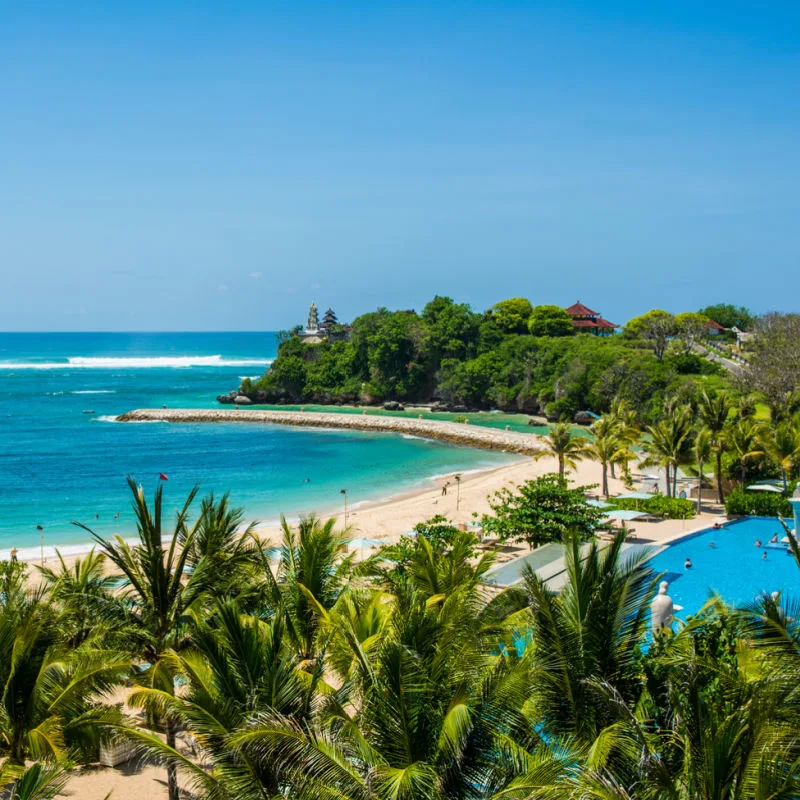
646 517 800 613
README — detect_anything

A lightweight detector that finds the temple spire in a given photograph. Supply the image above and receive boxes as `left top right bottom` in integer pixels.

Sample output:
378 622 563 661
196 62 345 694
306 302 319 332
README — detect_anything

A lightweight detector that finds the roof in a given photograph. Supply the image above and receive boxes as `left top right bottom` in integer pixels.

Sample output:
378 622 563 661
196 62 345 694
704 319 726 331
572 317 617 329
565 301 600 317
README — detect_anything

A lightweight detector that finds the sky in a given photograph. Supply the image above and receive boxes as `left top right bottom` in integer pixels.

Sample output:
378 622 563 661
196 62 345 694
1 1 799 331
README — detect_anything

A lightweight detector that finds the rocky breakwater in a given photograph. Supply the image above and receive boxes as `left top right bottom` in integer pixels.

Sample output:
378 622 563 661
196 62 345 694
116 409 544 456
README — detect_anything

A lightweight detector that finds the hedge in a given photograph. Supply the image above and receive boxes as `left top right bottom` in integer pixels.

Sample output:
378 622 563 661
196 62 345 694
724 487 793 518
610 495 696 520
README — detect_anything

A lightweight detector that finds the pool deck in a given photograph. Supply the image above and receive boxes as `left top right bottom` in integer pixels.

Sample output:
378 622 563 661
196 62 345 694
483 506 728 589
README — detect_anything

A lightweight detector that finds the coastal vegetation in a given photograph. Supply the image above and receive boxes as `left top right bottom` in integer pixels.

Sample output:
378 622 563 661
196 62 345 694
3 481 800 799
240 296 733 422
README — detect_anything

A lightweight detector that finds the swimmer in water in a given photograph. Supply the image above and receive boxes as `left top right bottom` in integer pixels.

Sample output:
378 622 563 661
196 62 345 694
685 557 692 569
755 539 762 548
762 551 768 560
770 533 779 544
709 541 715 549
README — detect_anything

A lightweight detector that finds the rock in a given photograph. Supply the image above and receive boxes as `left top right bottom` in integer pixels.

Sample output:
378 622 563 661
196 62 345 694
383 401 405 411
233 395 253 405
217 392 237 405
574 410 595 425
527 416 549 426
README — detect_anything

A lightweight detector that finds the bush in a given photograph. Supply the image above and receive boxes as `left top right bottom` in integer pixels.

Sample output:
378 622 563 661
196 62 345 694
610 495 695 519
724 487 793 518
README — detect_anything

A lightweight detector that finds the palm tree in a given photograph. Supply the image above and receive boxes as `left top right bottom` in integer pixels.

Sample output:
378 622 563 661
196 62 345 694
83 478 216 800
757 419 800 492
37 548 118 648
697 389 731 503
269 514 353 664
606 398 641 481
520 532 657 745
121 600 318 799
229 558 543 800
584 422 629 499
535 421 586 478
0 762 69 800
692 428 712 513
726 418 762 487
0 595 128 766
643 404 693 498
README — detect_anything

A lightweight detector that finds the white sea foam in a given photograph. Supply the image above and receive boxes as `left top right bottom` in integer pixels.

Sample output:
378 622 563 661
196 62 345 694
0 355 273 370
72 389 116 394
95 415 166 424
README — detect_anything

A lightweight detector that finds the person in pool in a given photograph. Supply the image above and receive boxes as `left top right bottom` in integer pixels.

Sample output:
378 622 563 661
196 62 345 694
685 557 692 569
762 551 768 560
709 541 715 549
770 533 779 544
755 539 762 547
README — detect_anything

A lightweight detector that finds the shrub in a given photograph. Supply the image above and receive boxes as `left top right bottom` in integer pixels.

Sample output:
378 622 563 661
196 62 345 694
610 495 695 519
724 487 793 518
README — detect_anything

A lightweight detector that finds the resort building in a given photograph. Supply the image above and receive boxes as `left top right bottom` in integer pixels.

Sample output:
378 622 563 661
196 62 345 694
703 318 726 335
564 301 618 335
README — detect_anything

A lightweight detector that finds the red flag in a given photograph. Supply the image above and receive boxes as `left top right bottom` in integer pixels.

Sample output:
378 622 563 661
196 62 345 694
159 473 169 481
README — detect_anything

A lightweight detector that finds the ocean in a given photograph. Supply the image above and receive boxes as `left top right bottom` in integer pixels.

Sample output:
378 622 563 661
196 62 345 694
0 332 519 558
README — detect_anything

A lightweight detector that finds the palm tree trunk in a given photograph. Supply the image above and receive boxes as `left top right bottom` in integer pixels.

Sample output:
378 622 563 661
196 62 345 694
696 458 703 513
610 462 616 479
672 464 678 498
558 456 564 479
716 451 724 503
602 463 609 498
165 718 180 800
782 469 788 493
664 464 671 497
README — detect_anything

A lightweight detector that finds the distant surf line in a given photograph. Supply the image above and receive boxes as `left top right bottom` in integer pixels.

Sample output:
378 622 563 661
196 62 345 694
0 355 273 370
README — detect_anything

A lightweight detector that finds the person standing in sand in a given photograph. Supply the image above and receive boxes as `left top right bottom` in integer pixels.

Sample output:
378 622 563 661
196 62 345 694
10 547 18 562
442 481 449 496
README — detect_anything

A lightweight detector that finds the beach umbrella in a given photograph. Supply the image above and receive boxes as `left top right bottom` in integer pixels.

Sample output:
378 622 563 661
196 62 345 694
751 479 785 487
746 484 784 493
347 537 383 550
603 509 647 522
615 491 653 500
263 547 282 560
586 499 614 509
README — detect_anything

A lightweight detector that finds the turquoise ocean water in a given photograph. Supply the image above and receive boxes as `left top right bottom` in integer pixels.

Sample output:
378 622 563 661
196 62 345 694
0 333 520 558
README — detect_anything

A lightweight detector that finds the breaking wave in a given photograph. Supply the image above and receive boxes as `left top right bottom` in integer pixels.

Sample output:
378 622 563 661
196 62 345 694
0 355 272 370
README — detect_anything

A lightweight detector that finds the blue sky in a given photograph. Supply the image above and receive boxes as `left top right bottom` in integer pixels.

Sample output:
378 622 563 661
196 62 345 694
1 1 798 330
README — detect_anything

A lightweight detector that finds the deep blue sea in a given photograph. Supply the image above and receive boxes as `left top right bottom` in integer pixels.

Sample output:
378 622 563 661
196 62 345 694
0 333 518 558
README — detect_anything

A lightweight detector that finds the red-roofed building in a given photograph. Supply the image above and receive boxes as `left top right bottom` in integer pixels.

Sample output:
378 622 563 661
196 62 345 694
703 319 726 335
564 301 618 336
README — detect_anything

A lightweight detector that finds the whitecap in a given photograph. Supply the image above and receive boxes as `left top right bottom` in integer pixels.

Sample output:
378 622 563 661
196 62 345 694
72 389 116 394
0 355 273 370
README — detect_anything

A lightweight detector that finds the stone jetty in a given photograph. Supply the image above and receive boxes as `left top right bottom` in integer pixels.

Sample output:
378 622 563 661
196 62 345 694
116 408 544 456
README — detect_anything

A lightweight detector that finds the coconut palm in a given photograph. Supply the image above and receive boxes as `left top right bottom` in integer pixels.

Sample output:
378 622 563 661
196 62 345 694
82 478 217 800
643 405 693 498
269 514 353 664
534 421 587 478
230 570 545 800
585 420 631 498
120 599 319 799
697 390 731 503
37 548 118 648
726 418 762 487
0 762 69 800
0 595 128 766
520 532 657 745
756 419 800 492
606 398 641 481
692 429 712 513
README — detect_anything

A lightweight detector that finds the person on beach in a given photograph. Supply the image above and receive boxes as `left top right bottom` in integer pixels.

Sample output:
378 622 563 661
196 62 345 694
10 547 17 562
441 481 449 496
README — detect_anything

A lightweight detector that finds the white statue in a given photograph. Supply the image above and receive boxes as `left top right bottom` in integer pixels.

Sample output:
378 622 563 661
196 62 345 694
651 581 675 631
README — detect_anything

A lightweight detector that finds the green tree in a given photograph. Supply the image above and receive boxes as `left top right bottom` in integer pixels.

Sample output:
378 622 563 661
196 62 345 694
584 419 630 498
534 421 587 478
698 302 754 330
490 297 533 334
697 389 731 503
527 305 575 337
624 309 676 362
692 428 712 513
726 417 761 486
675 311 710 355
643 403 693 497
482 473 603 549
756 419 800 492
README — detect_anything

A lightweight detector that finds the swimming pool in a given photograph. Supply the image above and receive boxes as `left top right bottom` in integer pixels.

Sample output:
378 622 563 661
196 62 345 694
646 517 800 614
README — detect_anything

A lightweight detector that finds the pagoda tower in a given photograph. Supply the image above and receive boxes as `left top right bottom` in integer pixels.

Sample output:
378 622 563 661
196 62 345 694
306 302 320 333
